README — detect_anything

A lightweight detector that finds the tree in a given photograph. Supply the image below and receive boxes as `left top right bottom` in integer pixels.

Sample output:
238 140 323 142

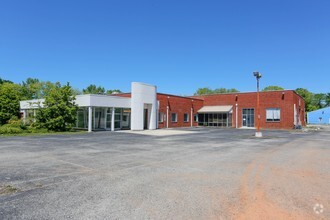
214 88 239 93
228 88 239 93
262 85 284 91
194 87 214 95
325 93 330 107
194 87 239 95
72 88 83 96
0 78 13 84
83 84 105 94
21 78 43 100
295 88 317 112
20 79 60 100
0 83 23 125
36 82 78 131
311 93 326 109
106 89 122 94
40 81 58 98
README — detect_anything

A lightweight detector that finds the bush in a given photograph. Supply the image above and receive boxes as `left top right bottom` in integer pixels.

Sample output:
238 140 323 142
8 117 22 126
7 117 27 130
0 118 28 134
0 117 74 135
26 126 48 133
0 123 50 135
0 124 23 134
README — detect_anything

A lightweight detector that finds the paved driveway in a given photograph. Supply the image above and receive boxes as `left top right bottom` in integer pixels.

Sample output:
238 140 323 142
0 127 329 219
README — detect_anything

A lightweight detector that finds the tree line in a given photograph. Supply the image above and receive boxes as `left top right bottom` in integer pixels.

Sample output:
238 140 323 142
0 77 122 133
1 76 329 133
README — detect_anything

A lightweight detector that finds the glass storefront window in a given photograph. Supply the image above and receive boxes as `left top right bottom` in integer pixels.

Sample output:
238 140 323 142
115 115 121 121
75 107 131 131
76 107 88 129
198 113 232 127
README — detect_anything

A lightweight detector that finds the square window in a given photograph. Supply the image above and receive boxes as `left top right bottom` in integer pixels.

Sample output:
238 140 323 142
159 112 164 123
266 108 280 122
184 113 189 122
171 113 177 122
194 114 198 122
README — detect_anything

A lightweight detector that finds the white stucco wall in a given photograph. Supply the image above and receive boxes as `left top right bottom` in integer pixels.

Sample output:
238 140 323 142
20 95 131 110
76 94 131 108
20 83 157 132
131 82 157 130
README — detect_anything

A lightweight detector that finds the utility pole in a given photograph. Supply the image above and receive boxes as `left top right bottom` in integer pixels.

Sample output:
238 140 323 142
253 71 262 137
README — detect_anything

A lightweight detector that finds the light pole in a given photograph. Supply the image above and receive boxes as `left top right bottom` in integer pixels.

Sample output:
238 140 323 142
166 96 170 128
253 71 262 137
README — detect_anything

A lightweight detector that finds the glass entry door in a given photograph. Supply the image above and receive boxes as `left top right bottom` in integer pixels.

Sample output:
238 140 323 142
94 108 106 130
121 109 131 130
106 108 112 130
242 108 255 127
114 108 122 130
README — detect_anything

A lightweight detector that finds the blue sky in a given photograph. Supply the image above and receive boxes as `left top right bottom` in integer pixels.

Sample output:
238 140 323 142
0 0 329 95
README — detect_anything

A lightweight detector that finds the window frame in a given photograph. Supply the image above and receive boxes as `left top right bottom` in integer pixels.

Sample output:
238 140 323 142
183 113 189 122
171 113 178 122
159 112 164 123
194 114 198 122
266 108 281 122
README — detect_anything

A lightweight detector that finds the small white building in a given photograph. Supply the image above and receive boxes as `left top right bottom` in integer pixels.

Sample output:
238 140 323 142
20 82 158 132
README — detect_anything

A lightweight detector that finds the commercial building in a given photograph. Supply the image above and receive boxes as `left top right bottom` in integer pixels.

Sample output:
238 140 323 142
192 90 305 129
307 106 330 124
20 82 305 131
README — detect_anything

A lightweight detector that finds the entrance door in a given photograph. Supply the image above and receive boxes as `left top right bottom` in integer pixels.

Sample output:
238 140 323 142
144 109 148 129
121 110 131 130
106 108 112 130
242 108 255 127
94 108 105 130
114 108 122 130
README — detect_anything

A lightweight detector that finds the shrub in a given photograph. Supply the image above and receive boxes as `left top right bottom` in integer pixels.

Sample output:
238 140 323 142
0 124 23 134
36 82 78 131
0 83 22 125
26 126 48 133
8 117 22 126
0 123 50 135
7 117 27 130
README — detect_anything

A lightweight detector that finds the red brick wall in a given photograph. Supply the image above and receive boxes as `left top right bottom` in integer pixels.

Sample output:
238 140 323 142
292 92 306 126
113 92 204 128
193 90 305 129
114 90 305 130
157 93 204 128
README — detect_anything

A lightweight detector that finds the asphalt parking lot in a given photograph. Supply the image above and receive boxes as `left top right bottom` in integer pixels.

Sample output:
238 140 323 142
0 127 329 219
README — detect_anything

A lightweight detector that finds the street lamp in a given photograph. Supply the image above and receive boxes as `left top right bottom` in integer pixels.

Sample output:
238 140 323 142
167 96 170 128
253 71 262 137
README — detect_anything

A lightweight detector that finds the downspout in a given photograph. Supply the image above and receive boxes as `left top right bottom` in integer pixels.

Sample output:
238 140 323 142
167 96 169 128
166 105 169 128
191 107 193 127
235 103 238 129
157 101 160 129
